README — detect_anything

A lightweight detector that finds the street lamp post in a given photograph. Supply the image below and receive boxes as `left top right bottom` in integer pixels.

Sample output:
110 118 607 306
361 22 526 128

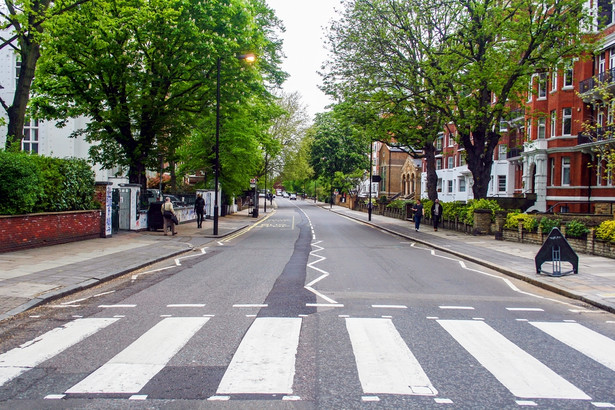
369 139 373 221
213 53 255 236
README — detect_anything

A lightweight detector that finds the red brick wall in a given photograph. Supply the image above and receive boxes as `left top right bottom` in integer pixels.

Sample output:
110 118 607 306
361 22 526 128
0 211 102 253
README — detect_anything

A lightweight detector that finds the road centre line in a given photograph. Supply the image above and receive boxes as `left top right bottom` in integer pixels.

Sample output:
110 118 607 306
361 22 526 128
306 303 344 308
233 304 268 308
98 304 136 308
506 307 544 312
439 306 475 310
167 304 206 308
372 304 408 309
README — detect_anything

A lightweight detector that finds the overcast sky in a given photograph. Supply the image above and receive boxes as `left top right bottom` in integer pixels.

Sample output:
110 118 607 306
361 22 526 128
266 0 342 121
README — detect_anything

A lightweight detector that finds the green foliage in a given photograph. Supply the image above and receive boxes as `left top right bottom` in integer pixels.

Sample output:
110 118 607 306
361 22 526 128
0 151 95 215
596 220 615 242
539 217 561 234
565 220 589 238
442 201 467 221
387 199 412 209
421 199 433 218
463 199 504 225
504 212 538 232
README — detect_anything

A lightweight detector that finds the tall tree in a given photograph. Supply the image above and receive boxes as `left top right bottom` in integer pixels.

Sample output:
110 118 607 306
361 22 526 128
0 0 87 150
309 108 368 201
31 0 284 190
323 0 593 199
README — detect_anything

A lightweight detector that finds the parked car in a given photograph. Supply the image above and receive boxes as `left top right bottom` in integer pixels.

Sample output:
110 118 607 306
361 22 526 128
164 195 186 207
289 193 297 200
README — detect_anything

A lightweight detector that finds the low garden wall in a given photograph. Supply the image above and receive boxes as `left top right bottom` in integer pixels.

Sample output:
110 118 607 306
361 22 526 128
0 210 102 253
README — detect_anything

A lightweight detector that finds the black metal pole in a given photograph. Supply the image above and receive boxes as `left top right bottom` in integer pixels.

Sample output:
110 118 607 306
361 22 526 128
369 139 373 221
214 57 221 236
264 161 267 213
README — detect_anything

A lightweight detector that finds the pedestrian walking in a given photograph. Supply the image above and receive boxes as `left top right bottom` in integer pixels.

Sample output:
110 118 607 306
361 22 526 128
431 198 443 231
161 197 177 236
412 199 424 232
195 194 205 228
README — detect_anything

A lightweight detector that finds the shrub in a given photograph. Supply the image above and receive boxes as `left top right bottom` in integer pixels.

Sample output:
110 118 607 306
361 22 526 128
565 220 589 238
504 212 538 232
463 199 504 225
386 199 411 209
0 151 95 215
442 201 468 221
539 217 561 234
596 220 615 242
422 199 433 218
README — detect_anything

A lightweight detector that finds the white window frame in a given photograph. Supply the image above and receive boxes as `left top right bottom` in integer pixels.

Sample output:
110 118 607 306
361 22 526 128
537 117 546 139
562 108 572 136
22 119 39 154
527 76 533 102
610 48 615 72
447 180 454 193
436 158 442 170
437 178 442 192
498 144 507 159
551 70 558 92
550 110 557 137
498 175 507 192
550 158 555 186
447 156 454 169
561 157 571 186
526 118 532 141
537 74 547 99
563 64 573 88
599 53 606 75
458 178 466 192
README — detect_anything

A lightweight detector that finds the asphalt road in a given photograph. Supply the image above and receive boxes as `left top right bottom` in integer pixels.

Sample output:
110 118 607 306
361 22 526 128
0 200 614 409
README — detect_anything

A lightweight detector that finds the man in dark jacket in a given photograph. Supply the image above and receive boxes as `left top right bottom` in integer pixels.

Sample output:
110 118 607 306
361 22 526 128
195 194 205 228
431 198 443 231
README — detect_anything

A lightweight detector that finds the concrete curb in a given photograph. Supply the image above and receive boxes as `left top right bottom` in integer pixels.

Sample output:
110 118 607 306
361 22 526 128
327 208 615 315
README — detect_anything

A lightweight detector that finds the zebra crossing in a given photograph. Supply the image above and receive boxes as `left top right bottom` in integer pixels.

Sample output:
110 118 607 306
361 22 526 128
0 315 613 405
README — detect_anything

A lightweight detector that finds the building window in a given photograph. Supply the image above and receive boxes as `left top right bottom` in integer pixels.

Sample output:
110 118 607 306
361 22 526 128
459 178 466 192
551 70 558 92
550 110 557 137
537 117 546 139
562 108 572 136
526 118 532 141
437 178 442 192
598 109 605 129
447 156 454 169
22 119 39 154
563 64 573 88
498 144 507 159
448 132 454 147
599 52 606 75
561 157 571 185
550 158 555 186
537 74 547 99
459 154 466 166
436 135 443 150
599 0 614 27
447 180 454 193
436 158 442 170
527 76 533 102
498 175 506 192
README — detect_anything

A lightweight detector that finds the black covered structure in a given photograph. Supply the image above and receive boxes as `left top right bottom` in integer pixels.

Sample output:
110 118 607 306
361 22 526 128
147 201 164 231
535 227 579 277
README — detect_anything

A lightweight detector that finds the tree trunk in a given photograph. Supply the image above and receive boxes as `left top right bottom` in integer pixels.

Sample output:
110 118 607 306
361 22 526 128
423 143 438 201
462 129 499 199
5 40 40 150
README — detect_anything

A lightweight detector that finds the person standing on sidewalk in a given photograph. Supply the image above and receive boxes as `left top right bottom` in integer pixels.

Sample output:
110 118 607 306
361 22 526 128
431 198 443 231
411 199 424 232
194 194 205 228
161 197 177 236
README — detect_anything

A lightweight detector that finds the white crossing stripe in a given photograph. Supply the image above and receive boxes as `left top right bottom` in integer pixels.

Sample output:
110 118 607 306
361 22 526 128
438 320 590 400
0 318 119 387
346 318 437 396
216 317 302 394
66 317 209 394
530 322 615 371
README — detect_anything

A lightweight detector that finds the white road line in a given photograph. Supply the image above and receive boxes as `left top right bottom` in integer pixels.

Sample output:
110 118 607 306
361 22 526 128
372 305 408 309
439 306 474 310
98 304 136 308
232 304 268 308
306 303 344 308
166 304 206 308
530 322 615 371
66 317 209 394
0 318 119 387
506 308 544 312
437 320 590 400
346 318 437 396
216 317 302 394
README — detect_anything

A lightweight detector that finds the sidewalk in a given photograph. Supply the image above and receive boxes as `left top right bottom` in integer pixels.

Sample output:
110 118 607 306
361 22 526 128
323 204 615 314
0 201 613 323
0 206 270 322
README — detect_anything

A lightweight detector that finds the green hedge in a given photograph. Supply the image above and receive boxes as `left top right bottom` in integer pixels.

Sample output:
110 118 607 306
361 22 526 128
0 151 95 215
596 220 615 243
504 212 538 232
